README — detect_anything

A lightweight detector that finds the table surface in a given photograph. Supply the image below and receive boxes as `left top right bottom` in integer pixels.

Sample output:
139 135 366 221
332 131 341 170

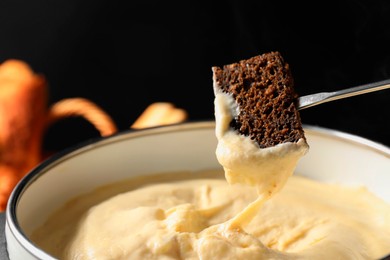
0 212 9 259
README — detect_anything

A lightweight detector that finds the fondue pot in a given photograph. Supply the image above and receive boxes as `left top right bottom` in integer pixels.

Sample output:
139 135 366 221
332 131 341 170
5 121 390 259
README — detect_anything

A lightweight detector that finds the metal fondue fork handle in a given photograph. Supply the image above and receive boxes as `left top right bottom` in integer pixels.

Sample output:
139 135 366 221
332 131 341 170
298 78 390 110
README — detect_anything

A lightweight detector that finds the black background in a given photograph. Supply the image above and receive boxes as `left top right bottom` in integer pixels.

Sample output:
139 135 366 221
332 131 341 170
1 0 390 152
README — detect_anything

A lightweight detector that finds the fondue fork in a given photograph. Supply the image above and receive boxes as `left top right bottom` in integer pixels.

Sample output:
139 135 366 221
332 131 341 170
298 79 390 109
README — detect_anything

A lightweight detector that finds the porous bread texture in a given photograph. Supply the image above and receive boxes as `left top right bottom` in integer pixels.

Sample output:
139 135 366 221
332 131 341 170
212 51 305 148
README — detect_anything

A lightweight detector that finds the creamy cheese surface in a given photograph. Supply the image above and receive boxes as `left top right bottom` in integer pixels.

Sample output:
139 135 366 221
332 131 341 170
31 171 390 260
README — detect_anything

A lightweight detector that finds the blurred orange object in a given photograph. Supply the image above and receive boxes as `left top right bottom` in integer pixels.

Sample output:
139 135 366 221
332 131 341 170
131 102 187 129
0 60 118 211
0 60 48 211
0 59 188 211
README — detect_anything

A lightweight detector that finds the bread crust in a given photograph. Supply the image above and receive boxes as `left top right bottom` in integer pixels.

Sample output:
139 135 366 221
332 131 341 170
212 51 305 148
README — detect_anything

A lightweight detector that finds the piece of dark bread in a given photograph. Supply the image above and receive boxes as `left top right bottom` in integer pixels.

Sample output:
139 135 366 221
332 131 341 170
212 51 306 148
